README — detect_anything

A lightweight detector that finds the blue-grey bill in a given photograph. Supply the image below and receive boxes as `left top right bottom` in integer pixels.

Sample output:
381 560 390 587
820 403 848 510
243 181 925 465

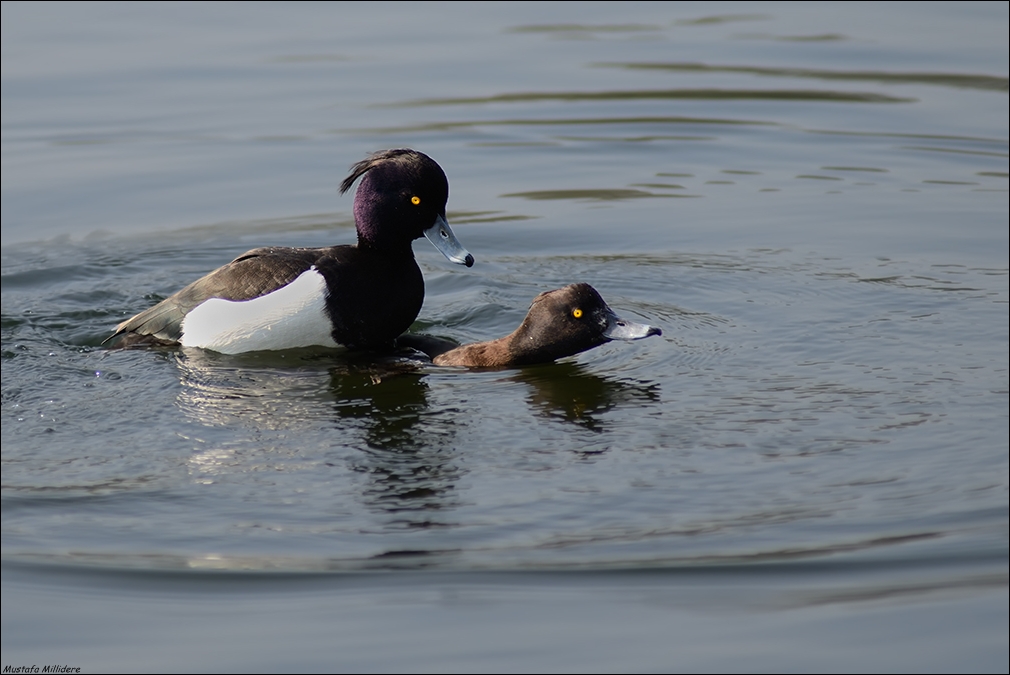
423 214 474 267
602 308 662 340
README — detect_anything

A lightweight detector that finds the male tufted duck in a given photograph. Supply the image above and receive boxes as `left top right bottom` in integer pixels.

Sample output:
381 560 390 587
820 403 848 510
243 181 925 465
397 284 661 367
105 149 473 353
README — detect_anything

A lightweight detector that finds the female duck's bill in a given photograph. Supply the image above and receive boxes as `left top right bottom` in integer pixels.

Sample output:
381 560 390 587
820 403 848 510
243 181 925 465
397 283 661 368
105 148 474 353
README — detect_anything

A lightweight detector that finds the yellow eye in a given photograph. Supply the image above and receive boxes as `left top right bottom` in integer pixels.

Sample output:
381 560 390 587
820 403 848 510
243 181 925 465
572 308 583 319
411 196 421 205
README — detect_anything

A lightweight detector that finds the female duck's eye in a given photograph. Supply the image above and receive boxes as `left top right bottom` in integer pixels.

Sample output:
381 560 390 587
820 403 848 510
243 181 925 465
411 196 421 205
572 309 583 319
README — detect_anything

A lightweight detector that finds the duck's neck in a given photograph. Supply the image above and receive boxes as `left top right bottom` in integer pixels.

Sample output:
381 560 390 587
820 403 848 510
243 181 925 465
431 324 549 368
356 235 415 260
431 334 514 368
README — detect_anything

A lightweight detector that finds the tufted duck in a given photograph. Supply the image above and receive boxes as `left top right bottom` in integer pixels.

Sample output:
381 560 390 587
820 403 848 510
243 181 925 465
397 284 661 367
105 149 473 353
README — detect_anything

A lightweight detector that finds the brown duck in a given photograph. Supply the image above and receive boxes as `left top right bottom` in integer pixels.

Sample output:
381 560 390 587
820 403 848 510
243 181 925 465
398 283 661 367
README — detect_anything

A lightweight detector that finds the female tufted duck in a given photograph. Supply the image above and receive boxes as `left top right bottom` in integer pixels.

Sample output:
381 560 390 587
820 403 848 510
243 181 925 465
105 149 474 353
397 284 661 367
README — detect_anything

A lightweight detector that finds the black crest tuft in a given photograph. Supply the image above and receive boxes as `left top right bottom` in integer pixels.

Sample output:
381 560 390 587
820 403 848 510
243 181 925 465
339 148 421 194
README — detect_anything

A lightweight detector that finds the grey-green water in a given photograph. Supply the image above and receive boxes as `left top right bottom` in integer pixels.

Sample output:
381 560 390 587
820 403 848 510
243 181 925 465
2 2 1007 671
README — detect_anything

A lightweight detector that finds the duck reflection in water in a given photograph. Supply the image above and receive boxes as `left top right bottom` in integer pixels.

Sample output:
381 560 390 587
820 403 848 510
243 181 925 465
512 361 660 436
173 348 463 522
328 363 463 521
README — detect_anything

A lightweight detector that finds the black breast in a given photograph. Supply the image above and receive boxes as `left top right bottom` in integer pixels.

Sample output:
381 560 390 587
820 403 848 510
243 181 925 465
316 246 424 349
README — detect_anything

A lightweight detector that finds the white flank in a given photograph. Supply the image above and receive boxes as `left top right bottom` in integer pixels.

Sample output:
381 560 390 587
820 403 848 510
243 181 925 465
180 268 340 353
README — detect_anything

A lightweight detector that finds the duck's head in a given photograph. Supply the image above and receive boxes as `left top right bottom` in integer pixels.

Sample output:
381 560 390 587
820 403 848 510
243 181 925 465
511 283 661 364
340 149 473 267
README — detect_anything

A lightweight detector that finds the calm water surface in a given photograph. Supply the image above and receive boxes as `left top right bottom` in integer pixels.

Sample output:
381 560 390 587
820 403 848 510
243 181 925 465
2 2 1008 672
